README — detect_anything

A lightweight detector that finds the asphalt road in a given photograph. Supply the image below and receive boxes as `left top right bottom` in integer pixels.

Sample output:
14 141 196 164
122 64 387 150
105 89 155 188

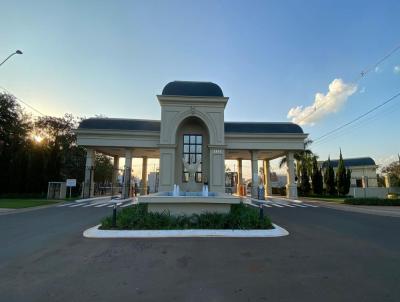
0 203 399 302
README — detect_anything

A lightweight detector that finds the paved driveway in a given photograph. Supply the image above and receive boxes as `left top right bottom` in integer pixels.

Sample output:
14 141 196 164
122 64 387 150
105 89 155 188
0 203 399 302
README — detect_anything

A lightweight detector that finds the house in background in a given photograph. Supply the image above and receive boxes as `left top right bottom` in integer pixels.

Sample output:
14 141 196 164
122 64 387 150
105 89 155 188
320 157 378 188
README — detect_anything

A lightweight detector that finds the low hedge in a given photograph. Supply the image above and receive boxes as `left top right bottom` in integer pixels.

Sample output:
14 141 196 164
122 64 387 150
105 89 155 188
100 203 273 230
344 198 400 206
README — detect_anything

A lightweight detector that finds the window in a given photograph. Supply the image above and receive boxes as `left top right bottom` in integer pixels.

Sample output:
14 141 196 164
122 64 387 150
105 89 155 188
183 134 202 182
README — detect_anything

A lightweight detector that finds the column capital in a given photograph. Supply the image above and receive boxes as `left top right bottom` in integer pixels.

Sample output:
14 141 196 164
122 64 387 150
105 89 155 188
125 148 133 159
251 150 258 161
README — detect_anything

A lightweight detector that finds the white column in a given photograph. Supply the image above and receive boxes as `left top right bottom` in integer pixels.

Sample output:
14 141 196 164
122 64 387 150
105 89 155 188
141 156 148 195
263 159 272 196
251 150 259 199
286 151 298 199
237 158 243 196
112 155 119 196
83 148 95 198
122 149 132 199
209 147 225 193
385 175 391 188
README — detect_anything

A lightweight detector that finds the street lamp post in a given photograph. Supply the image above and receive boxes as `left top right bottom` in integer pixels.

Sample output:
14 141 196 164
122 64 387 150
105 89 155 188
0 50 23 67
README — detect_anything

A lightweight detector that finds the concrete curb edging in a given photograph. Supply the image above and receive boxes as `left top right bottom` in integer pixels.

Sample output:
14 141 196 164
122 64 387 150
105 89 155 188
83 223 289 238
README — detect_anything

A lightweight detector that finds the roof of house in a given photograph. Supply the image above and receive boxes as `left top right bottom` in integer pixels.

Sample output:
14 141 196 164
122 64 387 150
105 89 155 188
322 157 376 168
161 81 224 97
78 118 304 134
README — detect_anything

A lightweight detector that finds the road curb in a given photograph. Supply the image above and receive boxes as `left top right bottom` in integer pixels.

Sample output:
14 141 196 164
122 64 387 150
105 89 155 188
83 223 289 238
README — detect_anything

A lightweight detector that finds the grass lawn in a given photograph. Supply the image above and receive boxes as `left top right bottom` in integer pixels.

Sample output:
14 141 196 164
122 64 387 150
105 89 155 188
101 203 273 230
0 199 60 209
344 198 400 206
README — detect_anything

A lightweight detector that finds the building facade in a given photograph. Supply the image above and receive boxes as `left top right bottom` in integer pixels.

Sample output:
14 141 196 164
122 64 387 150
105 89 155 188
76 81 307 199
320 157 379 188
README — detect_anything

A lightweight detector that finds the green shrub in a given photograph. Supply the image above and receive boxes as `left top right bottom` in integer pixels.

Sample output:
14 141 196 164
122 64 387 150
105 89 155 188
100 203 273 230
344 198 400 206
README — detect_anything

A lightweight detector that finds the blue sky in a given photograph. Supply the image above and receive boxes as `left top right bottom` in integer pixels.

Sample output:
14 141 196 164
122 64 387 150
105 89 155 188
1 0 400 171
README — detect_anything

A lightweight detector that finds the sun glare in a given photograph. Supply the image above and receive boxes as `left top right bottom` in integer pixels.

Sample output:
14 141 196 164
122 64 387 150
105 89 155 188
33 135 43 143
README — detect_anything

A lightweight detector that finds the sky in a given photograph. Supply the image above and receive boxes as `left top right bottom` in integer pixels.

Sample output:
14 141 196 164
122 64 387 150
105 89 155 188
1 0 400 176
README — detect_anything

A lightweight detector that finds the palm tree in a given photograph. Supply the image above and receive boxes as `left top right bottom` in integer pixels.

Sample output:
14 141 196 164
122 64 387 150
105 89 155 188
279 139 315 177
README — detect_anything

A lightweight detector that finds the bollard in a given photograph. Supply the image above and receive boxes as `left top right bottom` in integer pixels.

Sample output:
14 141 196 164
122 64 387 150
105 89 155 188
112 203 117 228
259 204 264 220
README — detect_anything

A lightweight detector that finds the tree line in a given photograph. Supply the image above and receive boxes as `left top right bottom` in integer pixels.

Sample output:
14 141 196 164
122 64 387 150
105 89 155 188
0 93 113 197
281 141 352 196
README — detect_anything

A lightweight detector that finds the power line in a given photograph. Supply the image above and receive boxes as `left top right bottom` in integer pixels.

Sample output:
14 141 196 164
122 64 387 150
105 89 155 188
295 43 400 125
0 85 45 116
312 101 400 147
312 90 400 143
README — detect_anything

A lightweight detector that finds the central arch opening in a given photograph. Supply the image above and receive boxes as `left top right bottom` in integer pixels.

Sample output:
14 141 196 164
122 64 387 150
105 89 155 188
175 116 210 192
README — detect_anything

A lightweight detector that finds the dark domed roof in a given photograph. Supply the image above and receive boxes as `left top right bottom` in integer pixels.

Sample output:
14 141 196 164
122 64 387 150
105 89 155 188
322 157 376 168
162 81 224 97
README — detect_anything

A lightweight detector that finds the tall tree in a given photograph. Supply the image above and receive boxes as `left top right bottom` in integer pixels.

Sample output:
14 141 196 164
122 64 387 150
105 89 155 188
311 156 323 195
345 169 352 194
94 154 113 184
382 160 400 187
0 93 32 194
336 150 347 195
299 158 311 195
324 157 336 195
34 114 86 184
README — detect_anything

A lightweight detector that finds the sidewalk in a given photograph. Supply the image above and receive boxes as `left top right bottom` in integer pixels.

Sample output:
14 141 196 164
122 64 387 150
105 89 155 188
299 197 400 218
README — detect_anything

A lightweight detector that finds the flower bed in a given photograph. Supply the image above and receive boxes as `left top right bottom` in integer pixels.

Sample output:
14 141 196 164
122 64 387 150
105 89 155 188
100 203 273 230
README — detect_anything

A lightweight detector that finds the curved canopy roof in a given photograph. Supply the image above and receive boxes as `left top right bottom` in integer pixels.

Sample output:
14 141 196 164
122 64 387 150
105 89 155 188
162 81 224 97
78 118 304 134
78 118 161 132
224 122 303 134
322 157 376 168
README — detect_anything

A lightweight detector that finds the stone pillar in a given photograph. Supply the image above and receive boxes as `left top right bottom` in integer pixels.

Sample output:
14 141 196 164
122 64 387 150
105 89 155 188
385 175 391 188
112 155 119 196
263 159 272 196
158 146 176 192
83 148 95 198
122 149 132 199
286 151 298 199
209 146 225 193
237 158 243 196
251 150 259 199
141 156 148 195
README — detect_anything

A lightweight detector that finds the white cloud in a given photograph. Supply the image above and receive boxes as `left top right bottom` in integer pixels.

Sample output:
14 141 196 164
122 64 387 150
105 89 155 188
394 65 400 74
287 78 357 126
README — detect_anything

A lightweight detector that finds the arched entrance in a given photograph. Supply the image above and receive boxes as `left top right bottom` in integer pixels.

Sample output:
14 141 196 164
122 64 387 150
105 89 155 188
175 116 210 192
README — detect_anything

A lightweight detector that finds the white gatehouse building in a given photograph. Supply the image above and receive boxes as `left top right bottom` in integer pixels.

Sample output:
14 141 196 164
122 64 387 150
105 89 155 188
76 81 308 204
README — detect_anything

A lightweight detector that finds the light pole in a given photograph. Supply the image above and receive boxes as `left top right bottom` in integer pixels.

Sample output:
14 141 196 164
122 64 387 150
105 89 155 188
0 50 23 67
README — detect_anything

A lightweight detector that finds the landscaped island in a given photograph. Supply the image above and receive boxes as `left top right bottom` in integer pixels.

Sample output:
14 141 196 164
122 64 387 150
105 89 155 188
100 203 273 230
344 198 400 206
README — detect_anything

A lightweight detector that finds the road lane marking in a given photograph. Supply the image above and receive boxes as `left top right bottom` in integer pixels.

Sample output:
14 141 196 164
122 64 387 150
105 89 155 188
107 202 122 208
94 203 110 208
270 203 284 207
274 202 295 207
82 203 96 207
291 203 308 208
304 203 318 207
69 203 88 207
121 202 134 208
